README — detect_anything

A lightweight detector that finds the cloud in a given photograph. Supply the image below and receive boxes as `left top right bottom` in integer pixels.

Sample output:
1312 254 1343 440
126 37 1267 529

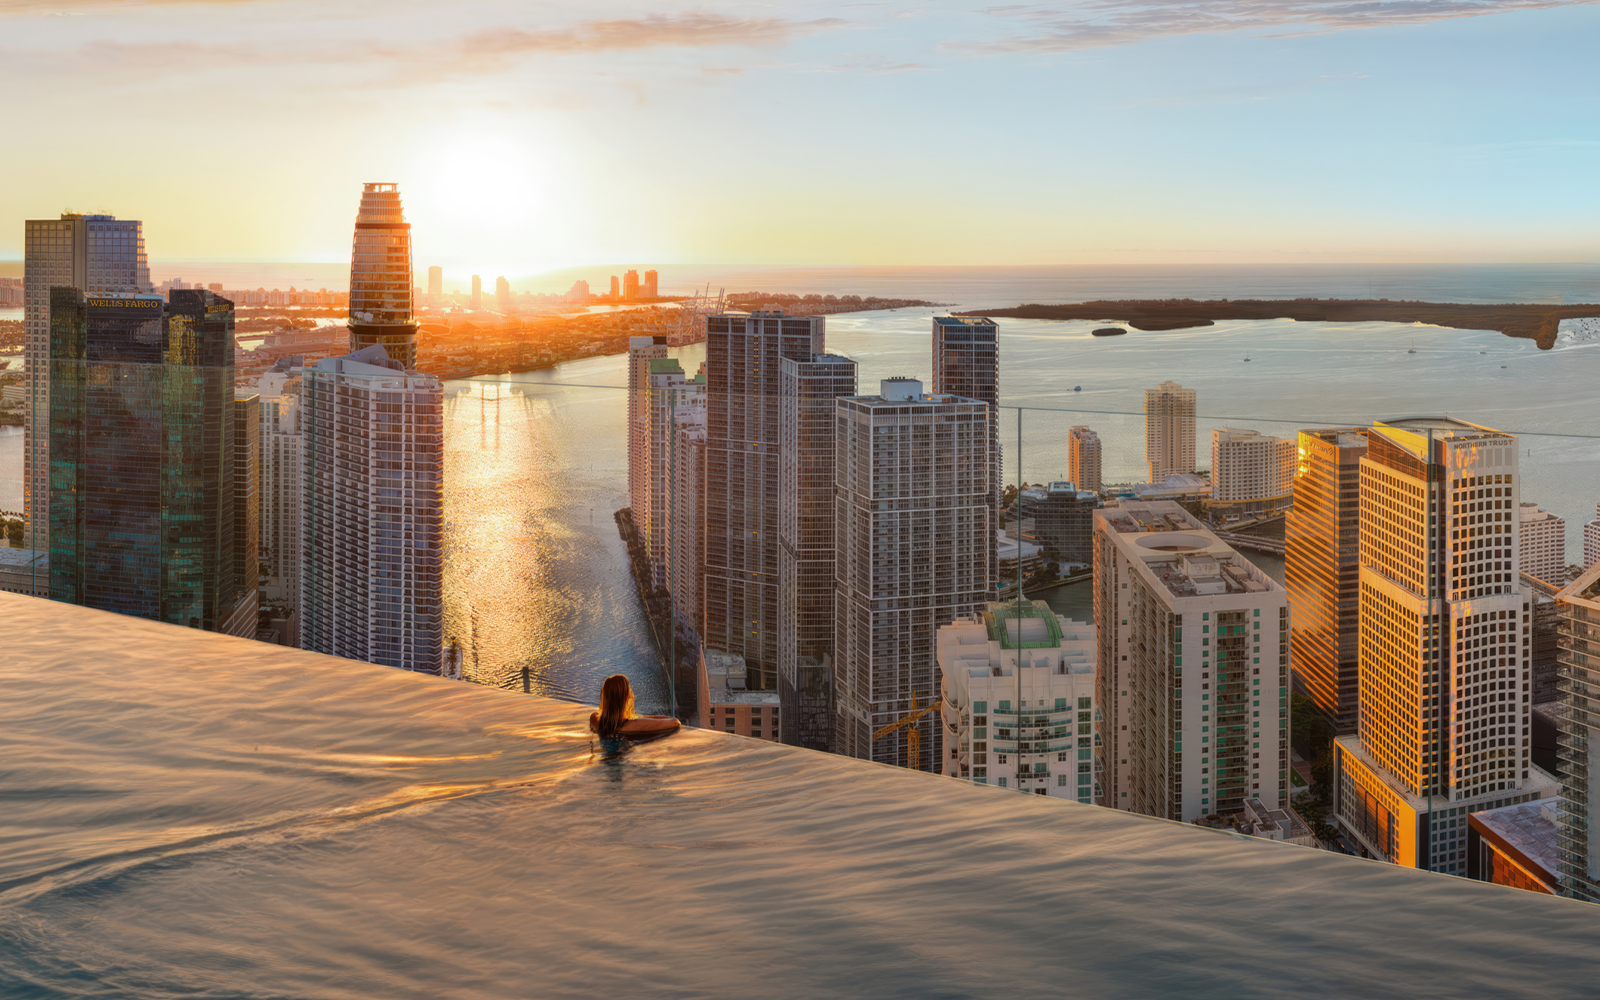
961 0 1600 53
459 12 847 61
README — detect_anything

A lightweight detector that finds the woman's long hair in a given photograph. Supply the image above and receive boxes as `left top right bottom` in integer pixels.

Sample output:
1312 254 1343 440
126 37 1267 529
590 674 635 739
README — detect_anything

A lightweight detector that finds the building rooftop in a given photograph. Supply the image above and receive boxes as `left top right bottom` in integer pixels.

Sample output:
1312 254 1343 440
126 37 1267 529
1473 798 1564 879
5 593 1600 998
1099 502 1281 598
0 547 47 569
984 599 1064 649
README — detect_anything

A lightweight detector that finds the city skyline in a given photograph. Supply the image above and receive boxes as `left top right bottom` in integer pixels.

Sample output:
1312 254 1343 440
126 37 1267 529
3 1 1599 271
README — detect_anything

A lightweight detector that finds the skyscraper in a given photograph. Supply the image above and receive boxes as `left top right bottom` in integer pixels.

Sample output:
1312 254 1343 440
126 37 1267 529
623 269 639 301
1286 427 1368 733
1095 501 1289 821
1144 380 1196 483
470 275 482 311
778 352 857 751
610 275 620 299
932 316 999 586
833 378 993 770
1067 425 1102 494
495 275 512 311
347 184 419 368
1209 428 1296 520
641 358 699 588
23 212 149 549
48 288 256 637
1332 418 1556 876
427 265 442 301
627 336 669 545
257 362 304 617
701 310 823 691
300 346 443 672
643 269 659 298
667 366 708 644
1555 563 1600 900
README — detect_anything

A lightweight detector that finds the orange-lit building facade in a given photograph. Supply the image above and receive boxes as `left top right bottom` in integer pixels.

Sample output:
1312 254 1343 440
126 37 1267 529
1333 418 1557 877
1286 428 1367 733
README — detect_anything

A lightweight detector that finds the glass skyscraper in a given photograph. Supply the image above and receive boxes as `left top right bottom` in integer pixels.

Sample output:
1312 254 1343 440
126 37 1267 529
48 288 257 636
346 183 419 368
23 213 149 550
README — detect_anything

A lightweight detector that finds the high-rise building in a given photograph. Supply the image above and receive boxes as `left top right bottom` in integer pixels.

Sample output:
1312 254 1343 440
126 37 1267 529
1286 427 1369 733
300 346 443 672
1209 427 1296 520
937 602 1097 800
834 378 993 770
1095 501 1289 822
1332 418 1557 877
1026 481 1101 564
427 265 442 301
622 269 640 301
565 280 590 304
346 183 419 369
643 269 659 298
234 393 261 626
1555 564 1600 900
609 275 620 300
24 212 149 549
701 310 824 691
469 275 482 311
1144 380 1196 483
667 366 707 644
48 289 256 637
1068 426 1102 494
1585 504 1600 570
778 352 857 751
495 275 512 310
641 358 701 589
256 362 303 614
932 316 999 586
1519 503 1566 586
627 336 669 545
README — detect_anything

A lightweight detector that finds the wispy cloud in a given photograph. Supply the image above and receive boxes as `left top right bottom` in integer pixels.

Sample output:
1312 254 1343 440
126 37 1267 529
459 12 846 61
962 0 1600 53
0 11 853 88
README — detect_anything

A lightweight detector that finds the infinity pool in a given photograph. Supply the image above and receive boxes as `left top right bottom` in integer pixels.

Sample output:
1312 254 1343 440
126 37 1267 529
3 593 1597 999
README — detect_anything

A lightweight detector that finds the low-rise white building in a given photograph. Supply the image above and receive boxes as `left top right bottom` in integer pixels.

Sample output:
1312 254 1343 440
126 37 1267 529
1518 502 1566 585
938 600 1097 801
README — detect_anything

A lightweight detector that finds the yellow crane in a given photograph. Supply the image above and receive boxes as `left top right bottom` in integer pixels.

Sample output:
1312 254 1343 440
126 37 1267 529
872 691 942 771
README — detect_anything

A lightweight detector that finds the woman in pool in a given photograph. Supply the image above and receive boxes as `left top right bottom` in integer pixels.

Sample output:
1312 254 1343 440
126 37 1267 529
590 674 680 740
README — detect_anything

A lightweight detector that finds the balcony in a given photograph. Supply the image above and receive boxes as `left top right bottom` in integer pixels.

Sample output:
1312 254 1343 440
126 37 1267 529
5 591 1600 997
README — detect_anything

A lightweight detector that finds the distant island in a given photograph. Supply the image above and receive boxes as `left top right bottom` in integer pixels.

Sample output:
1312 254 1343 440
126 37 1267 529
957 299 1600 349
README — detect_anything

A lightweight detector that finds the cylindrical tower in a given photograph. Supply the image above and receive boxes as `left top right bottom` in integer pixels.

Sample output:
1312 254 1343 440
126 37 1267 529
347 182 418 368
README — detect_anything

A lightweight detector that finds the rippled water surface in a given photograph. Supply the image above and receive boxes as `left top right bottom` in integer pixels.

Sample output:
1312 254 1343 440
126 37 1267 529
4 595 1599 999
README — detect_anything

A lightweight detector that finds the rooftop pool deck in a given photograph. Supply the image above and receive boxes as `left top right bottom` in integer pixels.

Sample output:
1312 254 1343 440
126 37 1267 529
3 592 1598 998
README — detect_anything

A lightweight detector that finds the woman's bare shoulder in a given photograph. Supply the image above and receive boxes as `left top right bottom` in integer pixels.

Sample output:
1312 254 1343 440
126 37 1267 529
619 716 681 737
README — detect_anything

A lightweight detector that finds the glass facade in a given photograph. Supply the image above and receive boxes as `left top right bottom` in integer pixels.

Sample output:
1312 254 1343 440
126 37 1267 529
347 183 418 368
1286 428 1368 733
48 288 255 635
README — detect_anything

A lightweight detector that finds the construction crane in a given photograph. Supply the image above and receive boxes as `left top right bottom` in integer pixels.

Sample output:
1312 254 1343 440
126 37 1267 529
872 691 942 771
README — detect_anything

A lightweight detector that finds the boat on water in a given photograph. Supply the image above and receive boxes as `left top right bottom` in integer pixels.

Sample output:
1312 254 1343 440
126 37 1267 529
1243 357 1251 362
1408 341 1417 354
1073 385 1082 392
1091 327 1127 337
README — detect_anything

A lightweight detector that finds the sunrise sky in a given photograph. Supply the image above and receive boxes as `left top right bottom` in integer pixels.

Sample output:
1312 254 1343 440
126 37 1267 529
2 0 1598 274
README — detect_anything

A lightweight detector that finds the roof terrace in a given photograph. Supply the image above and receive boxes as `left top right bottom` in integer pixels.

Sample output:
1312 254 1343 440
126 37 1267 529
3 593 1597 997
